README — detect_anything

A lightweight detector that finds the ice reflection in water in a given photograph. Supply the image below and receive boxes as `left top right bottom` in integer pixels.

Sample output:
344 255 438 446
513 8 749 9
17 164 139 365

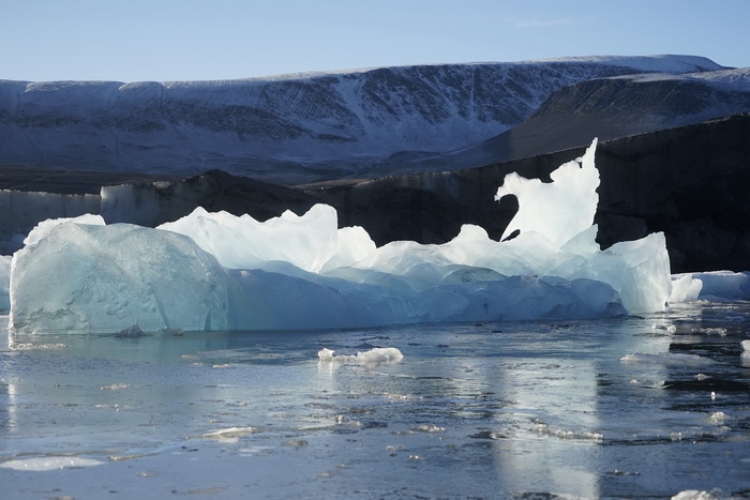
1 303 750 498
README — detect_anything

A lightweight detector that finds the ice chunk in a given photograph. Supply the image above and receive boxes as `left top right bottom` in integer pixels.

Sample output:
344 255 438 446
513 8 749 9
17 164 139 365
489 138 671 313
707 411 731 426
672 271 750 302
620 353 716 365
23 213 105 246
12 222 630 334
317 347 404 365
317 348 335 361
8 223 410 334
671 490 722 500
741 340 750 351
0 456 104 471
495 139 599 247
593 232 671 314
159 204 376 273
10 222 230 334
669 274 703 303
357 347 404 364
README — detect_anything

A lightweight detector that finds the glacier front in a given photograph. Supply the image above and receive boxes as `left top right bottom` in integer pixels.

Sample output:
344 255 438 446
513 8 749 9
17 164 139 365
8 139 672 335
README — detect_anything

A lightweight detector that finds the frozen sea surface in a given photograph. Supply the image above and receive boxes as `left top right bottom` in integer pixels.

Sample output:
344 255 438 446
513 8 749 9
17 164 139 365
2 302 750 499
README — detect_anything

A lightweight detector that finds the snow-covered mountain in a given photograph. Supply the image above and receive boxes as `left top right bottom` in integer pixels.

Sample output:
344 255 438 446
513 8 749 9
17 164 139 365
0 55 725 184
385 66 750 175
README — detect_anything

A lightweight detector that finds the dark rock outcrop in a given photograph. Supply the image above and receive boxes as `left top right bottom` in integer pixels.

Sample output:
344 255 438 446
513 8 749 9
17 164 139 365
594 113 750 272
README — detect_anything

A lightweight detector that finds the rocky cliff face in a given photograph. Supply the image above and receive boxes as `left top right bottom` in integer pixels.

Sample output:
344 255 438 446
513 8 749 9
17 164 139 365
0 56 723 184
594 113 750 272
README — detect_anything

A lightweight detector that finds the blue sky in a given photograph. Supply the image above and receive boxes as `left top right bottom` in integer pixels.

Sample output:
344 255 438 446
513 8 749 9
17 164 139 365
2 0 748 82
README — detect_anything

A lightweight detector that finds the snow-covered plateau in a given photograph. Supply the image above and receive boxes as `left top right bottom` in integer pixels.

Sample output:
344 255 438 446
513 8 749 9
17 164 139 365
0 55 730 184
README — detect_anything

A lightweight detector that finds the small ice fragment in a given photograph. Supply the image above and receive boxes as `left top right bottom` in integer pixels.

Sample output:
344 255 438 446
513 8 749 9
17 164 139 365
703 327 727 336
109 453 157 462
412 424 445 433
9 343 67 351
620 353 715 365
711 392 717 401
672 489 722 500
651 323 676 333
0 456 104 471
318 348 335 361
530 423 603 441
386 393 411 401
356 347 403 364
669 274 703 303
318 347 403 365
708 411 731 425
100 383 129 391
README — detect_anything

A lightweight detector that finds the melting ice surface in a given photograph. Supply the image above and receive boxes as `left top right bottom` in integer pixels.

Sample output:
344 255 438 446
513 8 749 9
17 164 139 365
8 139 673 334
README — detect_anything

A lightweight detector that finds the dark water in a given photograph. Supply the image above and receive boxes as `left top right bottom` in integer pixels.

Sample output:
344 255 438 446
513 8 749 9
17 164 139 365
1 302 749 499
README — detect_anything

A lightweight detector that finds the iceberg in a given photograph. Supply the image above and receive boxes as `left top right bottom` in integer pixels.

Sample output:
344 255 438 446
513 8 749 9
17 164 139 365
670 271 750 303
317 347 404 365
9 139 673 335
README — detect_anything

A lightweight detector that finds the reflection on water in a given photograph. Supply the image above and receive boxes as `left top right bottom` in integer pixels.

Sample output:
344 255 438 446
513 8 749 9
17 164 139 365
1 304 750 498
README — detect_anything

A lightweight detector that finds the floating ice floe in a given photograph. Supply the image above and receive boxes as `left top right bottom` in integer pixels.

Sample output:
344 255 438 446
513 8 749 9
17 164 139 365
9 139 675 334
317 347 404 365
620 352 716 366
0 456 104 472
670 270 750 303
671 489 722 500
